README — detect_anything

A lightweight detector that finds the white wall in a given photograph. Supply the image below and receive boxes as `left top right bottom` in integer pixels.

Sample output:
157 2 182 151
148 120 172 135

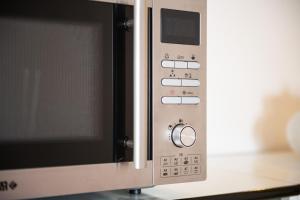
207 0 300 155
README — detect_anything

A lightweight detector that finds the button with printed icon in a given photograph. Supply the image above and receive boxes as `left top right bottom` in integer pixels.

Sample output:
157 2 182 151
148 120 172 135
191 165 201 175
171 157 180 166
182 156 190 165
160 167 171 177
160 157 171 167
171 167 181 176
190 155 200 165
181 166 191 176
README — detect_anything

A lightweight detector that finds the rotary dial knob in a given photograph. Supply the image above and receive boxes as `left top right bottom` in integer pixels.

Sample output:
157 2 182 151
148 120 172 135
171 124 196 148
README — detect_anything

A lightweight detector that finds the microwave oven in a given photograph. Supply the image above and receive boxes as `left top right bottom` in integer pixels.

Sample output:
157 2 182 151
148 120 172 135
0 0 207 199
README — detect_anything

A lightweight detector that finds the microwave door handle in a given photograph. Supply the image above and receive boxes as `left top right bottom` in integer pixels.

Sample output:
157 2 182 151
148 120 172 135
133 0 148 170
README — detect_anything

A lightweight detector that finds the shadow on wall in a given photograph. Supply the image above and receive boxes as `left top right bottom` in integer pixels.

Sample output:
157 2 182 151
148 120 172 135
254 90 300 151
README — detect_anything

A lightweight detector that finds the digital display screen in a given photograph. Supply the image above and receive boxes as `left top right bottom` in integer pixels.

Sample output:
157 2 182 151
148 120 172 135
161 9 200 45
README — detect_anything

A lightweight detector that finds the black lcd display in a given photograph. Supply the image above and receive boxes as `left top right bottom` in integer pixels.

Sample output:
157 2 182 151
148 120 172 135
161 8 200 45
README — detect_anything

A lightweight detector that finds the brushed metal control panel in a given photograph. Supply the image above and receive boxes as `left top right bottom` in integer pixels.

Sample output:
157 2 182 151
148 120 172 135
152 0 207 185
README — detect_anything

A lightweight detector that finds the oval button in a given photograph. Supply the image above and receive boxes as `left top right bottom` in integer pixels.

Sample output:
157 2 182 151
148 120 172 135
188 62 200 69
181 97 200 105
182 79 200 87
161 97 181 104
161 79 182 86
161 60 175 68
174 61 187 69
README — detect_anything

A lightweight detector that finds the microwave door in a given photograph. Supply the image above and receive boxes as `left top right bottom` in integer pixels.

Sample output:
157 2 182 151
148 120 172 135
0 1 153 199
0 1 127 170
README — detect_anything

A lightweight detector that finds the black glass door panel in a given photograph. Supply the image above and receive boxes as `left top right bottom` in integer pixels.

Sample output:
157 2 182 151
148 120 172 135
0 0 117 170
113 5 134 162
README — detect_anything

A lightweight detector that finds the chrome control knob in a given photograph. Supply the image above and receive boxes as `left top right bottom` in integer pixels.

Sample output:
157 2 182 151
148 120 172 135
171 124 196 148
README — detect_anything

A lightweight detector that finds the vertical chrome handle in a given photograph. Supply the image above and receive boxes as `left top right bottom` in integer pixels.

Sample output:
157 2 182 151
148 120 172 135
134 0 148 169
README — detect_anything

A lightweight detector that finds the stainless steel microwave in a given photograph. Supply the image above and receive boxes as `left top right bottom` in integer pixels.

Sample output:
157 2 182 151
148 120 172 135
0 0 206 199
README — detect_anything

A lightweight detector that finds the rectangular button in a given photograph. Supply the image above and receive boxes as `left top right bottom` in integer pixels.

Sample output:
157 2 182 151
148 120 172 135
189 155 200 165
160 157 171 167
162 60 174 68
171 157 180 166
175 61 187 69
161 79 181 87
181 156 191 165
161 97 181 104
191 165 201 175
182 79 200 87
181 166 191 176
171 167 181 176
161 168 171 178
188 62 200 69
182 97 200 105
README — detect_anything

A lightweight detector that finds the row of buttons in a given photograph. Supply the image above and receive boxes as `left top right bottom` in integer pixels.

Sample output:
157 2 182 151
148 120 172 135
162 97 200 105
161 79 200 87
161 165 201 177
161 155 200 167
162 60 200 69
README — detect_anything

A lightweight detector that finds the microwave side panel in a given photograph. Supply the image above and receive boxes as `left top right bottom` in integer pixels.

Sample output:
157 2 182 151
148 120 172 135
152 0 207 185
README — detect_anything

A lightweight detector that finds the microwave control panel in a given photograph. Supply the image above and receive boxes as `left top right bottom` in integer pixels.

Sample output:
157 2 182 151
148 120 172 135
152 0 207 185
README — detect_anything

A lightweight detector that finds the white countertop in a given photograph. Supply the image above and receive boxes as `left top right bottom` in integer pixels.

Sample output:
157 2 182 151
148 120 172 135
142 151 300 199
41 151 300 200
